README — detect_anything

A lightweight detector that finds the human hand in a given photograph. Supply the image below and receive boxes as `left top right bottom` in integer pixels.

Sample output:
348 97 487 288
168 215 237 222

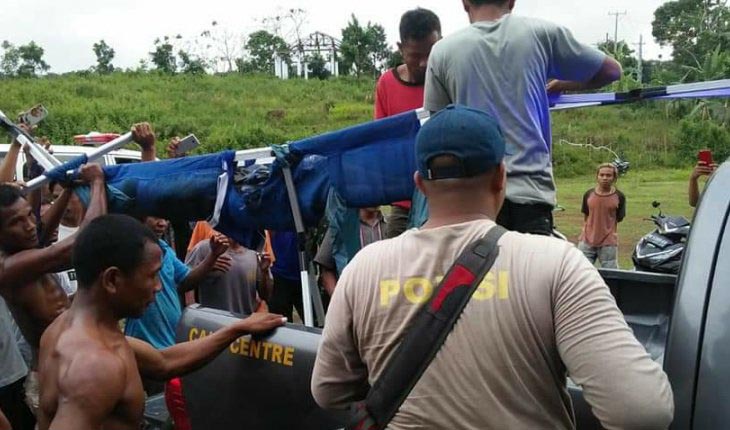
210 234 230 257
255 300 269 313
77 163 105 184
546 79 564 95
12 123 33 147
39 137 53 154
131 122 156 151
166 137 186 159
257 251 272 272
212 254 232 274
233 312 287 334
691 161 717 180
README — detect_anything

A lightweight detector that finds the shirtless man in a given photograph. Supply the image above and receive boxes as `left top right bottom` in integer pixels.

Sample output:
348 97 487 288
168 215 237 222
0 165 105 352
38 214 286 430
0 164 106 414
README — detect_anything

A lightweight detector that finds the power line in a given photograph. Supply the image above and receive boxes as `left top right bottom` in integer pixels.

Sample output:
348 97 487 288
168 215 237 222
608 10 628 44
634 34 646 82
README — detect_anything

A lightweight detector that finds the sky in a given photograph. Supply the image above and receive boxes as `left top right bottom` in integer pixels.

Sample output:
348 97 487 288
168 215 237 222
0 0 672 73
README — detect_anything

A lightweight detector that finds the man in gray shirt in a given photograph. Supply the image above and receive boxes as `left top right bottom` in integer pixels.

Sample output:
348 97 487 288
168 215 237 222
186 234 272 315
424 0 622 235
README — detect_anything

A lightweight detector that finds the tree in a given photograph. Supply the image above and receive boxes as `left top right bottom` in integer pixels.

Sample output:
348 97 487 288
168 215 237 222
652 0 730 80
178 50 207 74
150 37 177 74
244 30 289 73
339 15 390 77
1 41 20 77
387 49 403 69
307 53 330 80
263 8 308 47
92 40 115 74
200 21 245 73
15 41 50 77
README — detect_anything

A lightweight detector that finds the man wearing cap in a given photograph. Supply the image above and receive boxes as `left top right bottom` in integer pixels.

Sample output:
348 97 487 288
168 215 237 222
311 105 672 429
424 0 622 235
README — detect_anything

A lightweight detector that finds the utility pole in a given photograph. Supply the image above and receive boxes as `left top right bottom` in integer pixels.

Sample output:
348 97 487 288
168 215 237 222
608 10 627 51
634 34 645 83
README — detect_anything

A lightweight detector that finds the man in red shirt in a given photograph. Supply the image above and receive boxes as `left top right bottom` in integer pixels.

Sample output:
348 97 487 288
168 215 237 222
374 7 441 238
578 163 626 268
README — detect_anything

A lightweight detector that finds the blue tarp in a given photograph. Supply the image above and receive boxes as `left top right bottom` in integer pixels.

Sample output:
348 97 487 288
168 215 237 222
76 110 422 249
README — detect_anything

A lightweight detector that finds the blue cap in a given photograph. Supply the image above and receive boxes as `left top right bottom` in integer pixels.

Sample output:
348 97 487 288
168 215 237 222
416 104 505 180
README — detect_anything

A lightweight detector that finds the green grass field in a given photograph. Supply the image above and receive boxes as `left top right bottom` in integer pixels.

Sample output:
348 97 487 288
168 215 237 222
554 169 699 268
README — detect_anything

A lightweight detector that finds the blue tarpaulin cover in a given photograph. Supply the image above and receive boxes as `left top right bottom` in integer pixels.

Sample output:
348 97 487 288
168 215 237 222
76 110 422 249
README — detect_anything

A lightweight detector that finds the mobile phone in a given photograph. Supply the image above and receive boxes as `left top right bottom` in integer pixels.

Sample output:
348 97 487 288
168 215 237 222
698 149 714 165
19 104 48 126
175 134 200 155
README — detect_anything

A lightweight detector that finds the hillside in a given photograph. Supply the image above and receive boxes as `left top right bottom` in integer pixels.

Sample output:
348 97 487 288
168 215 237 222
0 72 707 177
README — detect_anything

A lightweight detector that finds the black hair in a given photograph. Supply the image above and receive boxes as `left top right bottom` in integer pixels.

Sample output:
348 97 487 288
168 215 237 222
469 0 510 5
73 214 159 288
0 184 24 211
0 185 26 229
399 8 441 42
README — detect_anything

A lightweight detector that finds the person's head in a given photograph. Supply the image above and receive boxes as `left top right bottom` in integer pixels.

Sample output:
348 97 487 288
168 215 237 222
73 214 162 318
414 105 506 218
596 163 618 188
398 8 441 84
359 207 382 220
142 216 169 240
462 0 515 19
0 184 38 253
49 182 84 227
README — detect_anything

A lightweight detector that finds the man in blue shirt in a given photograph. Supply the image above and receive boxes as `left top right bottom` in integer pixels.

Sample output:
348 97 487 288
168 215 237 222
125 216 231 349
268 231 303 322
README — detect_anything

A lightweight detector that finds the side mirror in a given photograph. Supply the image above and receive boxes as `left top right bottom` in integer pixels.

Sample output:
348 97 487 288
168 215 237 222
652 201 661 208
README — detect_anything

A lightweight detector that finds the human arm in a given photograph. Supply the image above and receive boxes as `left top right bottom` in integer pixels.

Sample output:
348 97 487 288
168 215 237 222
314 229 338 296
44 350 128 430
77 164 107 228
689 161 717 207
256 251 273 302
580 189 591 223
132 122 156 162
554 246 673 429
617 191 626 223
0 407 10 430
128 312 286 380
38 187 71 246
0 165 106 287
0 139 22 183
311 267 369 409
423 45 452 113
177 234 231 294
320 268 337 297
546 56 622 93
546 24 622 94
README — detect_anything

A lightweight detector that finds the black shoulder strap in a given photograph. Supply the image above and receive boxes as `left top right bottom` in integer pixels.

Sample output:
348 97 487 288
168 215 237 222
347 225 507 430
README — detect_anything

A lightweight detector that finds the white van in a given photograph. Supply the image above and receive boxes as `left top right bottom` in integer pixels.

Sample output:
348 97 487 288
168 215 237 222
0 144 143 183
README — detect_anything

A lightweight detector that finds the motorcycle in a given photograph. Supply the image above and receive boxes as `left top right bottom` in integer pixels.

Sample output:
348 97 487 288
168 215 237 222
632 201 691 274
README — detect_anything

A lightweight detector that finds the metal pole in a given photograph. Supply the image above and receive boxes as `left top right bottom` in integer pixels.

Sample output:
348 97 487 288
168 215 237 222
23 132 134 191
608 10 627 53
281 164 315 327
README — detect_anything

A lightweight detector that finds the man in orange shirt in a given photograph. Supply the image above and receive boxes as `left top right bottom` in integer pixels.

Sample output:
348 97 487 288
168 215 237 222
578 163 626 268
374 7 441 238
